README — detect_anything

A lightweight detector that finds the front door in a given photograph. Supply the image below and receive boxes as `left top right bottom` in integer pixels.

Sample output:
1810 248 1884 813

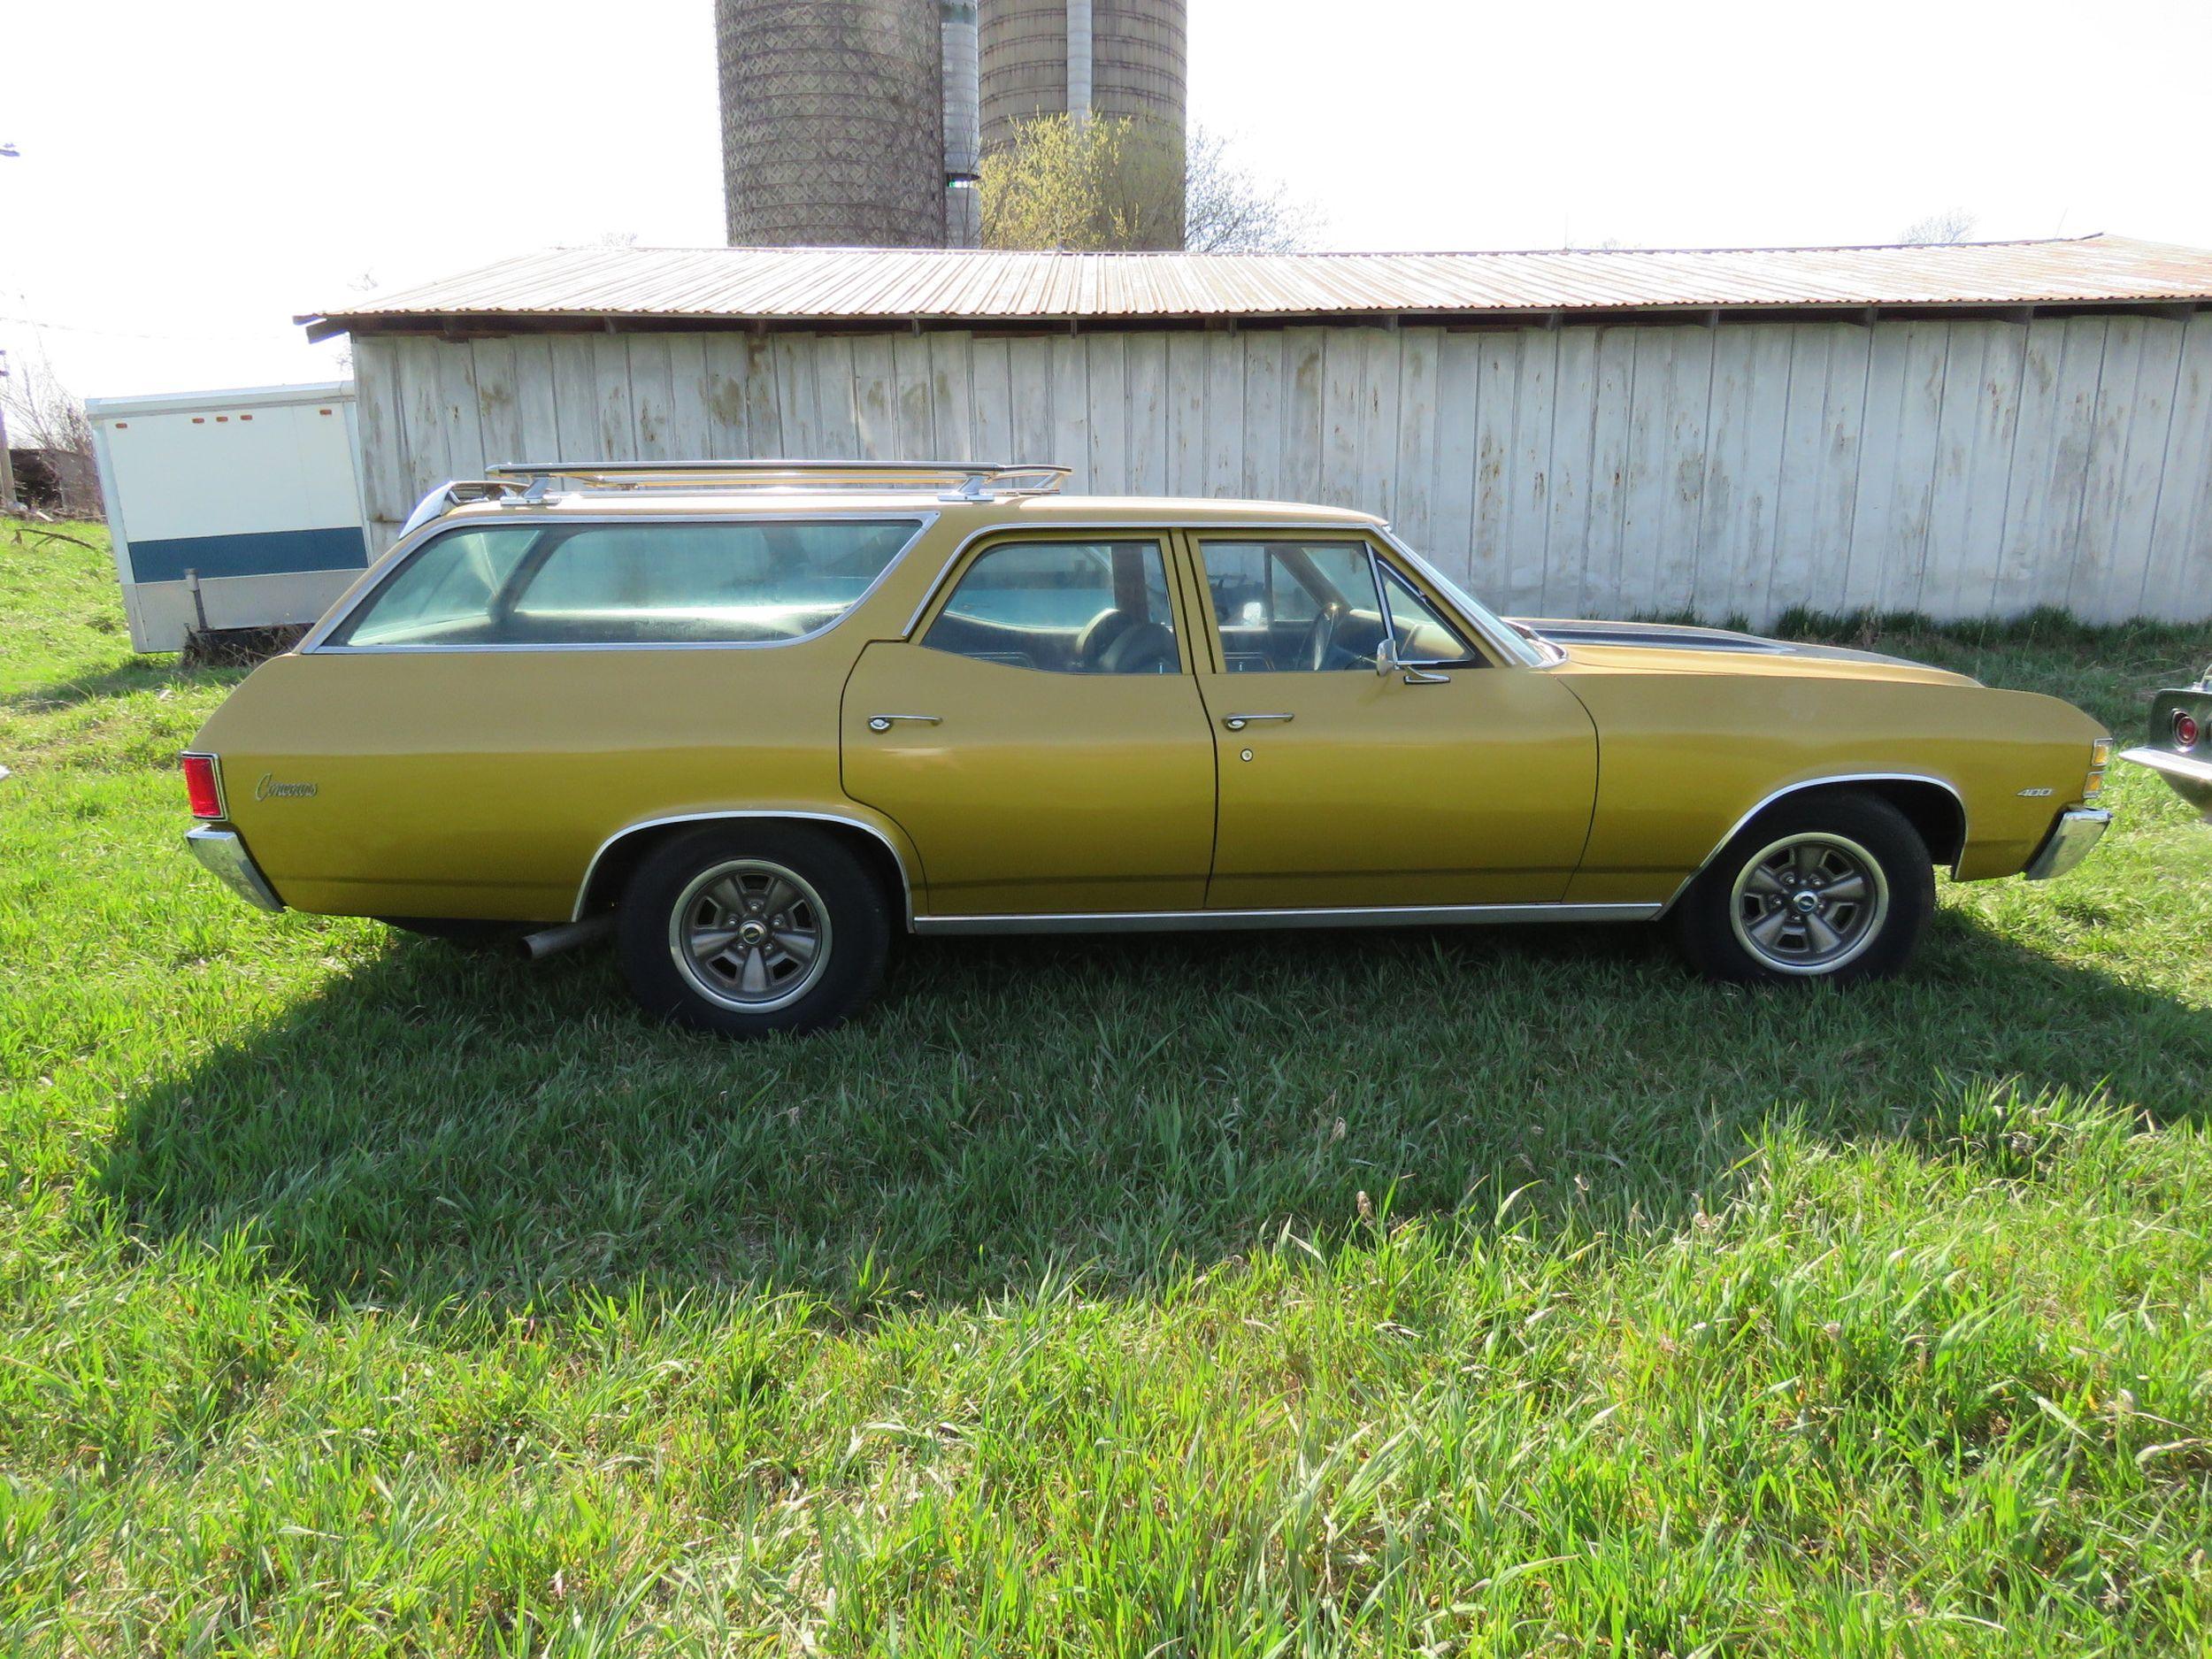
841 534 1217 917
1189 534 1599 909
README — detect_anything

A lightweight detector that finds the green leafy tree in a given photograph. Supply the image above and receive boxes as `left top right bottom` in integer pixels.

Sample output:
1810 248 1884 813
980 117 1317 253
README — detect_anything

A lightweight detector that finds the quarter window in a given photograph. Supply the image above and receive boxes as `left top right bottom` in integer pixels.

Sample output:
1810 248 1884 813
331 518 920 648
1378 561 1480 664
922 541 1182 674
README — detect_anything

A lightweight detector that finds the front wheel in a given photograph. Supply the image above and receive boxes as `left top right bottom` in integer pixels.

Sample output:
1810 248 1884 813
1668 793 1935 985
615 826 890 1036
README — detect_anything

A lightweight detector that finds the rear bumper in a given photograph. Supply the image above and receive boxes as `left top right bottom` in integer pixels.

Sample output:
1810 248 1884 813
2023 807 2111 881
2121 745 2212 819
185 826 285 911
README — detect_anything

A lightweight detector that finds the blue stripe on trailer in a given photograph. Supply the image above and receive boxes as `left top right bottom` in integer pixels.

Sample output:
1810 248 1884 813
130 526 369 584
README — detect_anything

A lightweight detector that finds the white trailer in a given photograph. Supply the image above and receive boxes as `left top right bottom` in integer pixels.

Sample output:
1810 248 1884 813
85 381 368 652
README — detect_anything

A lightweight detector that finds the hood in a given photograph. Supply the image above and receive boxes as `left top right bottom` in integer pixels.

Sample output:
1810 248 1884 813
1511 618 1980 687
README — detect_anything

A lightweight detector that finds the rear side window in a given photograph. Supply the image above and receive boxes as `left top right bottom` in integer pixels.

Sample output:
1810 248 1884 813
331 518 922 648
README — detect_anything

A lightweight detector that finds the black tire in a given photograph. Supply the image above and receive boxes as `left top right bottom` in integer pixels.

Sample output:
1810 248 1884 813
377 918 527 951
614 825 890 1037
1667 791 1935 986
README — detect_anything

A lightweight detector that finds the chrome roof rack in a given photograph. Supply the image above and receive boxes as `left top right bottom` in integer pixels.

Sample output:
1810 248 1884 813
480 458 1071 502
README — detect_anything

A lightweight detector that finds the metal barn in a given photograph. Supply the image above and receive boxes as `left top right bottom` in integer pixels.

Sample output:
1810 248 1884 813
303 235 2212 626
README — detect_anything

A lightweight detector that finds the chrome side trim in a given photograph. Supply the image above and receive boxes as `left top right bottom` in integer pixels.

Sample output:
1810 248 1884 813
2024 807 2112 880
302 511 938 655
910 901 1661 936
1659 772 1970 915
185 826 284 912
571 810 917 925
896 517 1386 640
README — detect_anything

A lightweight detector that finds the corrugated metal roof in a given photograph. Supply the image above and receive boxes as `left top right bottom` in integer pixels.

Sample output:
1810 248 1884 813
301 234 2212 335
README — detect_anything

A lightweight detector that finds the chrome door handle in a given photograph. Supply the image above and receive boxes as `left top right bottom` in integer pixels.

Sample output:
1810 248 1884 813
866 713 942 732
1221 712 1294 731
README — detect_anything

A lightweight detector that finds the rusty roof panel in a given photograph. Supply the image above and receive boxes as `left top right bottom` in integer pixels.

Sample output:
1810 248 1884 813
302 235 2212 334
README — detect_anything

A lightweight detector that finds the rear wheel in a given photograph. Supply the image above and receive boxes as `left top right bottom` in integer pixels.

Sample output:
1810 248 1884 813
615 826 890 1036
1668 792 1934 985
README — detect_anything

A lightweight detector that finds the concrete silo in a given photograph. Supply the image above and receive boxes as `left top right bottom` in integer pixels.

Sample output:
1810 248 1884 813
718 0 948 247
978 0 1187 157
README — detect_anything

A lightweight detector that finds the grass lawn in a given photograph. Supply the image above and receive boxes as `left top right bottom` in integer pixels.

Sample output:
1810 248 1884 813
4 518 2211 1655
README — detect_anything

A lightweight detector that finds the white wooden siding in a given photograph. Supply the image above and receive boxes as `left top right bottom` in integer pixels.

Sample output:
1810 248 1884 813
354 314 2212 626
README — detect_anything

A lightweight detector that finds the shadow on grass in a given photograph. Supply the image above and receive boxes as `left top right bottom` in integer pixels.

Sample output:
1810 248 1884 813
92 908 2211 1319
7 659 245 711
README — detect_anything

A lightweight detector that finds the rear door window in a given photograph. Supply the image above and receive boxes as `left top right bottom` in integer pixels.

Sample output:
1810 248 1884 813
331 518 922 648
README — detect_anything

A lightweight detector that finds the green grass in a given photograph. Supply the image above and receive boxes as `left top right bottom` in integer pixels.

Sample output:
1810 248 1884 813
4 519 2212 1655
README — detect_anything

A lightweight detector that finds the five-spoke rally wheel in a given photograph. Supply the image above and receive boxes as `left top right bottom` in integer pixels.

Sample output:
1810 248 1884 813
616 826 890 1036
1669 792 1935 985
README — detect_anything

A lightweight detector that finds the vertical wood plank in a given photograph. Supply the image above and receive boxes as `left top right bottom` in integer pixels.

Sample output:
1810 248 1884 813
1085 334 1127 493
1318 329 1365 510
850 336 895 460
1504 329 1559 611
2138 315 2212 618
892 334 934 458
1049 334 1088 488
741 334 782 457
1356 329 1402 521
929 331 974 462
588 334 636 460
350 336 411 542
1007 335 1054 464
2067 315 2154 620
1390 328 1437 556
1539 326 1595 615
626 334 675 459
1993 317 2101 617
1797 323 1872 618
773 334 821 457
662 334 711 459
1204 333 1244 498
547 335 602 460
811 336 861 457
468 338 522 473
1240 332 1283 502
1280 328 1327 506
1122 334 1168 495
703 334 752 456
968 336 1013 466
1577 328 1637 617
1165 332 1209 495
1429 331 1480 588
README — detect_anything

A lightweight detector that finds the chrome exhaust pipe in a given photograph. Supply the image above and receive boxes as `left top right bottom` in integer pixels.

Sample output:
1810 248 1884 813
517 914 613 961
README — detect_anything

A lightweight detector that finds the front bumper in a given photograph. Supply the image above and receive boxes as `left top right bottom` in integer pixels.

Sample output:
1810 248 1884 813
2121 745 2212 821
2024 807 2112 881
186 826 285 911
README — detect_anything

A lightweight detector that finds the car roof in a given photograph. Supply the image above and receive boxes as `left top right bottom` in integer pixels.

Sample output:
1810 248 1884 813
440 491 1386 529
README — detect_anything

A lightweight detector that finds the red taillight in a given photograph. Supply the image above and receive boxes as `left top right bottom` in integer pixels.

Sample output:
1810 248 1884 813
181 753 224 819
2176 710 2201 751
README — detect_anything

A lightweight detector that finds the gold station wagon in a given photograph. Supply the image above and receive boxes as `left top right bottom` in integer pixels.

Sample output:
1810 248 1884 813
182 460 2115 1035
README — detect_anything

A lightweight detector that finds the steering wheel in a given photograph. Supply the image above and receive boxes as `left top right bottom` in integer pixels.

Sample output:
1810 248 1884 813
1301 607 1343 672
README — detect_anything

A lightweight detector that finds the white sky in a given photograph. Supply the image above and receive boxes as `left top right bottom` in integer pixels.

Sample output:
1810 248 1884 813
5 0 2211 403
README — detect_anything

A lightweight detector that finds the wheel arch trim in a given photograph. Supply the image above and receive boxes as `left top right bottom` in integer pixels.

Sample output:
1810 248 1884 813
572 810 917 925
1659 772 1968 917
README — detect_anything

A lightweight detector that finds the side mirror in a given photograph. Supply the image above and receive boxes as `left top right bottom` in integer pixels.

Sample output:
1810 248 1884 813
1374 636 1402 678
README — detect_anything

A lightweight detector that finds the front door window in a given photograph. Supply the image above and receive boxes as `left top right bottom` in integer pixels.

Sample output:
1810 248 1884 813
1199 541 1386 672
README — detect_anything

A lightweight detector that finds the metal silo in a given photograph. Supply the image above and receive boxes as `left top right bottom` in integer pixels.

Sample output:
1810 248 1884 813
978 0 1187 157
718 0 947 248
941 1 982 246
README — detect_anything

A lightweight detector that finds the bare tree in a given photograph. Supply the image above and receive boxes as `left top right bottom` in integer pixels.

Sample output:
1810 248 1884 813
1183 127 1320 253
0 344 99 516
1901 208 1978 245
980 116 1318 253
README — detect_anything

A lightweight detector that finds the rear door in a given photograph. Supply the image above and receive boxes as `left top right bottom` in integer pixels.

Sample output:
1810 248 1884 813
1187 534 1600 909
841 533 1218 918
